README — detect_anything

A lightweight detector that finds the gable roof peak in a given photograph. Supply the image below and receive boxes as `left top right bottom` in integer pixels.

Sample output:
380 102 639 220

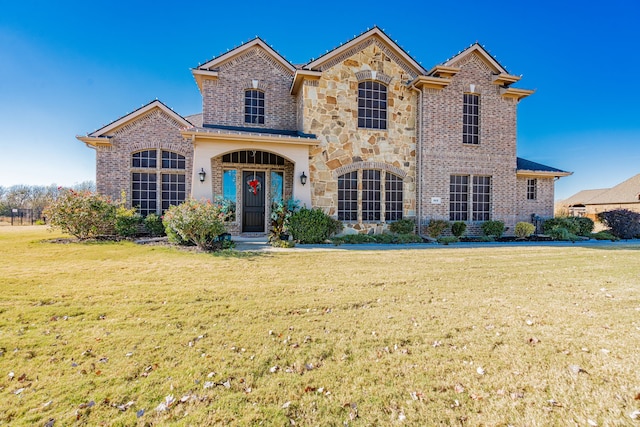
303 26 427 76
195 36 295 73
444 42 510 75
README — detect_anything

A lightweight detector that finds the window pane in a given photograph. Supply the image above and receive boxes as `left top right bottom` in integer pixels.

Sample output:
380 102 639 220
131 172 157 216
223 170 237 202
358 81 388 130
270 171 284 205
385 173 403 221
462 94 480 144
338 171 358 221
244 90 265 125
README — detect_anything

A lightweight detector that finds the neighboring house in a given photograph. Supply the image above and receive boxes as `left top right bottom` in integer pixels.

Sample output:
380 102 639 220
77 27 570 236
559 174 640 219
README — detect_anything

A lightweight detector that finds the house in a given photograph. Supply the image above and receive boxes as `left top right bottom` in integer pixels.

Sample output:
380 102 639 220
559 173 640 219
77 27 570 236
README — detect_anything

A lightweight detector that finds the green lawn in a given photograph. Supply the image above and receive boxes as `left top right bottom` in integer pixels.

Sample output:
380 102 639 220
1 226 639 426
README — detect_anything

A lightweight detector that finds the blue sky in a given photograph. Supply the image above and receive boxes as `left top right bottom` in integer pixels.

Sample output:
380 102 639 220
1 0 638 200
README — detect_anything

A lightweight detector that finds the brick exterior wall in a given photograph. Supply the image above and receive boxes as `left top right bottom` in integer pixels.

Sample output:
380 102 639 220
95 110 193 207
202 47 297 130
418 54 520 234
516 176 555 221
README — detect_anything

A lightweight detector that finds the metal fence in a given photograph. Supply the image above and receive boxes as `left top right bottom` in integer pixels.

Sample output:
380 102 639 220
0 208 38 225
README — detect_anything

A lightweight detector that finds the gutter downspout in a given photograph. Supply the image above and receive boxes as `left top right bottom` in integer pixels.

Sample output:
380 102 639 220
412 84 427 240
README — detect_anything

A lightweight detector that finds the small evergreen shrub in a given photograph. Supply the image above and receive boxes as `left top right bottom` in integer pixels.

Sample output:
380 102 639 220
388 219 415 235
597 209 640 239
393 233 423 244
548 226 578 242
289 208 343 244
514 222 535 239
143 213 165 236
162 199 227 251
450 221 467 238
115 206 141 238
437 236 459 245
542 216 594 237
481 220 505 238
426 219 449 239
44 189 116 239
591 231 619 241
332 234 376 244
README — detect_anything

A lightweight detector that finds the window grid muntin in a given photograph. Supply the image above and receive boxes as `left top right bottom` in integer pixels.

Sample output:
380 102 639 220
358 81 387 130
527 178 537 200
132 150 157 168
362 169 381 221
161 150 186 169
244 89 265 124
161 173 186 211
463 93 480 144
449 175 469 221
472 176 492 221
338 171 358 221
132 172 157 216
385 173 403 221
222 150 285 166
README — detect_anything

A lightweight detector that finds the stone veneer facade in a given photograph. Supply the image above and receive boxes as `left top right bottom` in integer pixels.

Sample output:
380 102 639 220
79 27 569 236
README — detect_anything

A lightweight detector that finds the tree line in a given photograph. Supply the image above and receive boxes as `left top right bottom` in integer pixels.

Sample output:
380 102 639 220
0 182 96 220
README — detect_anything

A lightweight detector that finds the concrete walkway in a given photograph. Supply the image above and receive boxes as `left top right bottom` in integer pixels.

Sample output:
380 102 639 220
232 236 640 252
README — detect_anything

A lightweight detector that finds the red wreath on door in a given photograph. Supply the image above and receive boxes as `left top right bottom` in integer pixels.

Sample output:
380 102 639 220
247 178 261 195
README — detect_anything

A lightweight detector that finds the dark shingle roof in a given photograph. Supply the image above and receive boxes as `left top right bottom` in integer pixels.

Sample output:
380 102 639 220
202 124 316 139
517 157 568 174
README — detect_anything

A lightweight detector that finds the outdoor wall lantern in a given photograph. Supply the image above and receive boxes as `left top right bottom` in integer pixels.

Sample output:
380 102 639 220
300 172 307 186
198 168 206 182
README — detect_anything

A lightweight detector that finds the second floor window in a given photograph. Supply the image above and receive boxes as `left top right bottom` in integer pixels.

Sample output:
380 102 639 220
358 81 387 130
245 89 265 124
463 93 479 144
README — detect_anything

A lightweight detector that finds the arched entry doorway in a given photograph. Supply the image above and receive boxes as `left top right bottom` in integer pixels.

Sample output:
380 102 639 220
216 150 294 234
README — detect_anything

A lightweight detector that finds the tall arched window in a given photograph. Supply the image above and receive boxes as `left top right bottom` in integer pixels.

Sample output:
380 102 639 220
244 89 265 124
358 81 387 130
132 150 186 216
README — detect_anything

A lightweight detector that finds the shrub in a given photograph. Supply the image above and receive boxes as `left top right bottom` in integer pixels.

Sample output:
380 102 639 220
162 199 227 251
332 234 376 244
543 216 593 237
143 213 165 237
388 219 415 235
514 222 535 239
393 233 424 244
289 208 343 244
214 196 236 222
574 217 595 236
481 220 505 238
437 236 459 245
591 231 619 241
450 221 467 238
44 188 116 239
115 206 141 238
426 219 449 239
597 209 640 239
547 226 578 242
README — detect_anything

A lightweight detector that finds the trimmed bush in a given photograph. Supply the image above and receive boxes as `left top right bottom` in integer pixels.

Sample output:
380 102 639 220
451 221 467 238
547 226 578 242
44 189 116 239
543 216 593 237
437 236 459 245
115 206 141 238
143 213 165 237
162 199 227 251
331 233 423 245
514 222 535 239
388 218 415 235
426 219 449 239
591 231 619 241
289 208 343 244
481 220 505 238
597 209 640 239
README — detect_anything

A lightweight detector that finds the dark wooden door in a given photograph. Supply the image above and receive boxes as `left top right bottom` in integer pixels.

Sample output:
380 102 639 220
242 171 265 232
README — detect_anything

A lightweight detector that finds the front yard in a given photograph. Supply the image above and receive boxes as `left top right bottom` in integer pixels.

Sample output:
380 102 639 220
1 226 639 425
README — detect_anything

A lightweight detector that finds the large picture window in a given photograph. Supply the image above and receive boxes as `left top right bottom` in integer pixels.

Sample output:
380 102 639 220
463 93 479 144
338 169 403 222
358 81 387 130
449 175 492 221
244 89 265 125
131 150 186 215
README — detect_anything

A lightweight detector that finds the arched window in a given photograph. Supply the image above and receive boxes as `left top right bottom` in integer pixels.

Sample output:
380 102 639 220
244 89 265 124
358 81 387 130
131 150 186 216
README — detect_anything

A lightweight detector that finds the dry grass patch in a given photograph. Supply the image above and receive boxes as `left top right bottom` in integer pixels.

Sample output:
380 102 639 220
0 226 639 425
